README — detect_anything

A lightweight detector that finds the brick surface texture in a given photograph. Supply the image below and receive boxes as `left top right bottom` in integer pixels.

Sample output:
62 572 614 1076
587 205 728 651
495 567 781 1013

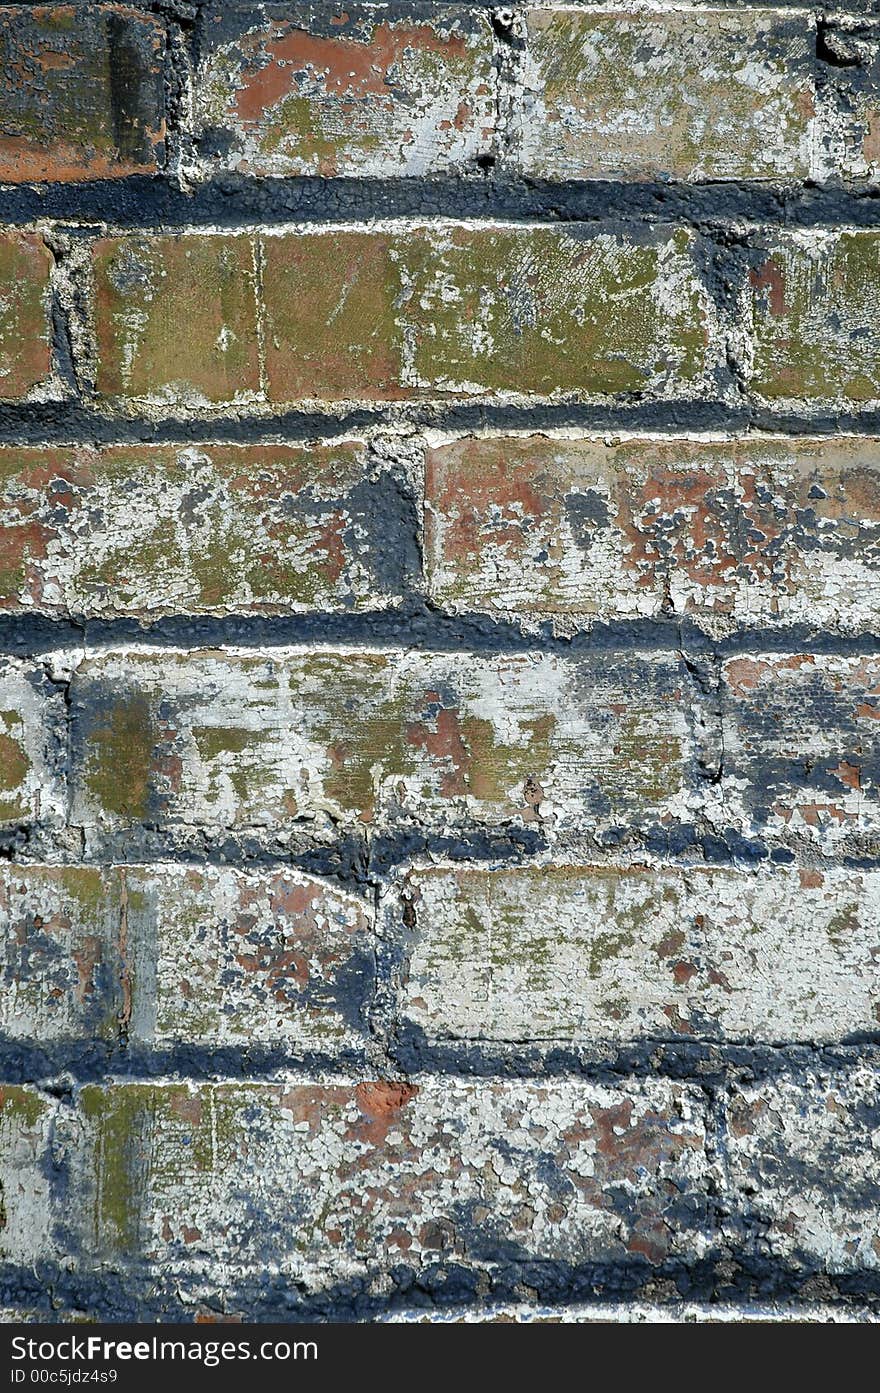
0 0 878 1327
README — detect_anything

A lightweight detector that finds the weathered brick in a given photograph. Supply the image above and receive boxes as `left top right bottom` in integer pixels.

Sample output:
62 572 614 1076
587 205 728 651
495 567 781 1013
0 661 65 828
393 864 880 1044
518 9 815 182
0 863 373 1052
0 232 52 400
93 235 261 404
0 1088 55 1264
721 653 880 849
94 226 717 405
68 1080 711 1271
384 224 716 401
748 231 880 405
193 4 495 177
724 1068 880 1274
0 441 405 616
0 866 124 1042
68 648 699 837
425 434 880 632
815 17 880 181
127 864 374 1051
261 231 405 402
0 5 165 181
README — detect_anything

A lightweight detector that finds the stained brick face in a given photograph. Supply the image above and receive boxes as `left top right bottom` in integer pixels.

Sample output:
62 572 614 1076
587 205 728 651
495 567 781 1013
0 5 165 182
517 9 816 182
0 233 52 399
93 226 718 405
1 0 880 1325
192 5 496 178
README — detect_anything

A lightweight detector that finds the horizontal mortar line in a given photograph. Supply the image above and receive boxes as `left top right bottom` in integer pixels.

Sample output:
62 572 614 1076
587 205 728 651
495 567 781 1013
8 830 880 875
12 399 880 445
1 1039 879 1087
2 609 880 658
0 0 877 9
2 174 880 230
1 1258 878 1321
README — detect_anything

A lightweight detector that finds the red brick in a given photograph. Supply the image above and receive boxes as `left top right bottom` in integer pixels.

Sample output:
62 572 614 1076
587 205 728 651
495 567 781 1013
425 434 880 633
0 440 402 615
193 5 495 177
0 232 52 400
0 5 165 181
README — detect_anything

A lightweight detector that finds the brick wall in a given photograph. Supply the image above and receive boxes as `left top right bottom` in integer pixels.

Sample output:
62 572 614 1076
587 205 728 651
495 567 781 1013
0 0 879 1323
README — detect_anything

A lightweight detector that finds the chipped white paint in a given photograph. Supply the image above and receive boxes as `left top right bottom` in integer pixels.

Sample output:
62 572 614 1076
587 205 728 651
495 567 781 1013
725 1068 880 1273
69 647 696 835
0 1092 55 1263
0 660 65 827
516 8 817 181
67 1078 713 1278
394 864 880 1043
130 863 373 1050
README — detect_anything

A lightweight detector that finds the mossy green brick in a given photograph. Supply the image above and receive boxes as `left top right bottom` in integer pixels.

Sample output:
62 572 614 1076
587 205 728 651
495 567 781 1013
395 226 713 396
749 231 880 404
93 235 262 404
0 232 52 400
260 225 716 402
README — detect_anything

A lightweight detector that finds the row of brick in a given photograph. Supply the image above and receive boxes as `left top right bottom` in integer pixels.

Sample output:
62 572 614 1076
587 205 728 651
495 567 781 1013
6 224 880 408
0 433 880 631
3 647 880 851
2 5 879 185
1 1070 877 1281
2 860 879 1051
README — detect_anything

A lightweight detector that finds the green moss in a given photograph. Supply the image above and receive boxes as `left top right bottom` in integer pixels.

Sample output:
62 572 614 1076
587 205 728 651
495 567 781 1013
0 731 27 792
261 94 341 164
604 715 682 806
398 226 704 396
81 1086 156 1255
94 236 261 401
826 903 860 947
752 233 880 402
298 655 417 817
0 235 50 398
85 694 155 822
60 867 112 920
453 712 557 805
0 1086 46 1128
76 518 180 602
194 725 263 762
